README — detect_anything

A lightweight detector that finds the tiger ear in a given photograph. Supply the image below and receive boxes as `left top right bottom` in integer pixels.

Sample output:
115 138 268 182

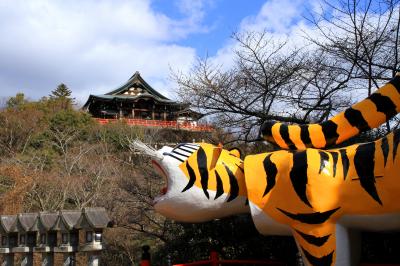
210 144 223 169
229 148 241 158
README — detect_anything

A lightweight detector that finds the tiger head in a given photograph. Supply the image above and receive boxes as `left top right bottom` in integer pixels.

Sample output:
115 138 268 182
142 142 249 222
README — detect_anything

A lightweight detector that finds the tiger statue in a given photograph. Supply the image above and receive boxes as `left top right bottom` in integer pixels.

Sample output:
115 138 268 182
131 74 400 266
261 73 400 150
134 131 400 266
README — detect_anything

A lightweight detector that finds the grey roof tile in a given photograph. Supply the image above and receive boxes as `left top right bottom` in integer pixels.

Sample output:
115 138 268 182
83 208 110 229
60 210 81 230
0 216 16 232
39 212 59 230
18 213 38 231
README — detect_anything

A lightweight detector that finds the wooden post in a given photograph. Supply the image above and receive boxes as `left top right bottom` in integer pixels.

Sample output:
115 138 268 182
166 255 172 266
140 246 150 266
210 251 219 266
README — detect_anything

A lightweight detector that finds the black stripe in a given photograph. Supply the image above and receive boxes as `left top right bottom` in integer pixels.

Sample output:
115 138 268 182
295 229 331 247
321 120 339 147
197 147 210 199
344 108 371 131
177 146 195 153
290 151 311 207
181 161 196 192
263 154 278 197
260 121 275 143
245 198 249 206
163 152 184 162
280 124 297 149
300 125 312 147
389 75 400 93
393 130 400 161
277 207 340 224
302 247 334 266
223 163 239 202
172 150 190 158
339 149 349 180
354 143 382 205
214 171 224 200
318 151 329 174
236 163 244 173
381 136 389 167
368 93 397 120
331 151 339 177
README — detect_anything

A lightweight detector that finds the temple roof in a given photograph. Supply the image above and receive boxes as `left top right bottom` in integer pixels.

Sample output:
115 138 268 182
76 208 111 229
83 71 182 108
0 208 111 233
17 213 38 231
105 71 169 99
0 216 16 232
38 212 59 230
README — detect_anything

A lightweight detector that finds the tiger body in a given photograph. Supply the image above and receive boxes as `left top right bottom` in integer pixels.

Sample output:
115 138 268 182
261 74 400 150
146 130 400 266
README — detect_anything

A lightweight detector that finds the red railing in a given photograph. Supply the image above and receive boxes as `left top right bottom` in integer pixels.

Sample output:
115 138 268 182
95 118 213 132
173 251 284 266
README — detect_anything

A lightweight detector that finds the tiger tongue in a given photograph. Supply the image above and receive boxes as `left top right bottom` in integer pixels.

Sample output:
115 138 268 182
161 187 167 195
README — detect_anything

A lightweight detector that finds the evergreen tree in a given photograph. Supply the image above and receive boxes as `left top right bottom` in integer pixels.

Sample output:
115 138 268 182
50 83 75 110
6 93 27 109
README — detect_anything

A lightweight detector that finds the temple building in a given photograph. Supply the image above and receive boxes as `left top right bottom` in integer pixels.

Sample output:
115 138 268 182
82 72 206 130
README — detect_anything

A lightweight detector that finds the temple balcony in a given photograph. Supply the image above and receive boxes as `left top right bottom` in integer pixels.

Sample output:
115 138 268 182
94 118 213 132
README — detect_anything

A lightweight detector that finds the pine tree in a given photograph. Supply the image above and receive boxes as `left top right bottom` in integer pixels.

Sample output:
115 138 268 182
50 83 75 110
6 93 27 109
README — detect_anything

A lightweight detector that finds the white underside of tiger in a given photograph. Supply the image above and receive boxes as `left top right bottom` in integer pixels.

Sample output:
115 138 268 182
339 213 400 231
248 203 291 236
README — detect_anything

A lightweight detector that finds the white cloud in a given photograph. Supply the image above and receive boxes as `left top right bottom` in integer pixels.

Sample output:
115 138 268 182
240 0 306 34
210 0 315 69
0 0 207 103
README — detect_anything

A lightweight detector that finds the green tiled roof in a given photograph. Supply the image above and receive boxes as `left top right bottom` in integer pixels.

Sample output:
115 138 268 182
82 71 185 109
105 71 170 100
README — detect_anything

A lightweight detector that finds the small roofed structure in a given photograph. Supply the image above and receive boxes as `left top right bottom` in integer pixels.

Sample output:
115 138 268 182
0 208 111 266
82 72 211 131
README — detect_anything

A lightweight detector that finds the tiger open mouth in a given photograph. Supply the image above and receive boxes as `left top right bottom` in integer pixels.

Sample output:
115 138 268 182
152 160 168 201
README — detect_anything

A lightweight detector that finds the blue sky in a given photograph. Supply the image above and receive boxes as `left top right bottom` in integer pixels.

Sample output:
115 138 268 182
152 0 267 56
0 0 314 105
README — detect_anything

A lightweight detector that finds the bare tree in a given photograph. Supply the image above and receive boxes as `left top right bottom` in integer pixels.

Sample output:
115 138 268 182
174 1 400 141
174 31 356 142
307 0 400 91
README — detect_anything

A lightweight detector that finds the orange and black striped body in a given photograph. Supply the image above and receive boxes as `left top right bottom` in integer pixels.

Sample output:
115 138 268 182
245 129 400 266
154 130 400 266
261 74 400 150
